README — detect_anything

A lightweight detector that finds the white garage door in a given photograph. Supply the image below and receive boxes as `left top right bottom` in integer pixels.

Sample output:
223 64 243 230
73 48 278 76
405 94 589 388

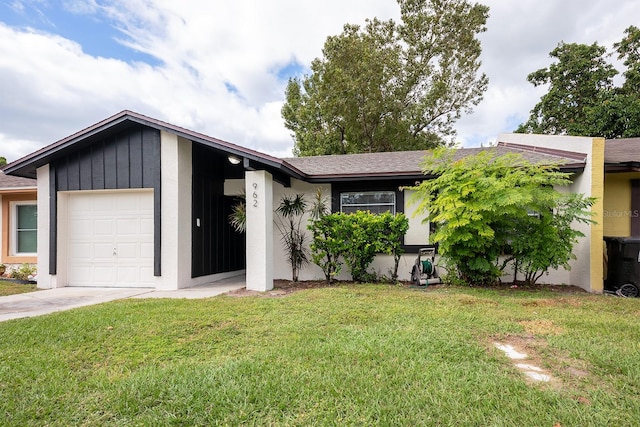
67 191 155 287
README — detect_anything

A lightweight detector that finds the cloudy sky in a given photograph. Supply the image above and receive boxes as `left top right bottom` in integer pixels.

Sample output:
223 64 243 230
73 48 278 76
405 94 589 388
1 0 639 162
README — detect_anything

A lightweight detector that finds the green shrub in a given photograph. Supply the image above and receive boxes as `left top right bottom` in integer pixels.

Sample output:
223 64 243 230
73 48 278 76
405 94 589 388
309 214 345 284
11 263 36 281
309 211 408 283
409 148 595 286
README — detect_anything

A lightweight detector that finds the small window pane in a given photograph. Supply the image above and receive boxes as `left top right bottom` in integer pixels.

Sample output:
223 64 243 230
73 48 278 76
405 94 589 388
18 230 37 253
340 191 395 214
18 205 37 229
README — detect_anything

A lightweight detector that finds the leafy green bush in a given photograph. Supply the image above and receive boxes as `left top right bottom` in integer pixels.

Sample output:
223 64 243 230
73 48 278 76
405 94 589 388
11 263 36 281
410 148 595 286
378 212 409 282
309 211 408 283
309 213 344 284
508 193 594 284
339 211 385 282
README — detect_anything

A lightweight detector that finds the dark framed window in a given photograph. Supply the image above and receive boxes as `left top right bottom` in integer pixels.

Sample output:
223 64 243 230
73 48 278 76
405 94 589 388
340 191 396 214
331 181 405 215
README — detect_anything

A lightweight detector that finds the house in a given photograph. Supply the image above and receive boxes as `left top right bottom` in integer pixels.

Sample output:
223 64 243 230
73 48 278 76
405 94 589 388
0 170 37 275
4 111 605 292
602 138 640 237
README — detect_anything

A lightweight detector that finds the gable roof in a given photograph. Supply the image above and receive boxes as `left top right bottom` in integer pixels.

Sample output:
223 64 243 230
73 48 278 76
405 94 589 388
3 110 306 181
4 110 587 183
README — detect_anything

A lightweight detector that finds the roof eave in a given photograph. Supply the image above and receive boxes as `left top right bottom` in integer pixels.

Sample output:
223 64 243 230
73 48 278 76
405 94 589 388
604 162 640 173
302 172 428 183
4 110 307 181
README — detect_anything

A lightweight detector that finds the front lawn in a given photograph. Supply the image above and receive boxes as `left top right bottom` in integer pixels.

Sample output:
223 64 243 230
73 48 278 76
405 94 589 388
1 284 639 426
0 280 37 296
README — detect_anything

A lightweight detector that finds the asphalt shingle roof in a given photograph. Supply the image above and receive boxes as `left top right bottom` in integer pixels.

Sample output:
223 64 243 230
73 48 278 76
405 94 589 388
283 144 586 179
605 138 640 164
0 170 36 189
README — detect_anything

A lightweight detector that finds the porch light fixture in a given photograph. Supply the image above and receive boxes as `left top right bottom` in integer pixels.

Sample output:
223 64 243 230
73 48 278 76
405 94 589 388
228 155 241 165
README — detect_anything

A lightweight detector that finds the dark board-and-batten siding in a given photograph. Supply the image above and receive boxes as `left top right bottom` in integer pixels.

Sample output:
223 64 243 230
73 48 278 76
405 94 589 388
191 144 246 277
49 126 162 275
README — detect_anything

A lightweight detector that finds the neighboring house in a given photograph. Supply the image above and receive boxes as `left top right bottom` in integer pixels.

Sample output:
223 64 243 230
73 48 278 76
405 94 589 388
602 138 640 237
4 111 605 292
0 170 37 274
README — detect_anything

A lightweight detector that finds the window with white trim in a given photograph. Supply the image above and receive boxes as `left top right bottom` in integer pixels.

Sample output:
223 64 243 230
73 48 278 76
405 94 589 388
340 191 396 214
13 203 37 255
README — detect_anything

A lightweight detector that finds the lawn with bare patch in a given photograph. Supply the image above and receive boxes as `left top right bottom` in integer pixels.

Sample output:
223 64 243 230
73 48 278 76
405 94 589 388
0 284 638 426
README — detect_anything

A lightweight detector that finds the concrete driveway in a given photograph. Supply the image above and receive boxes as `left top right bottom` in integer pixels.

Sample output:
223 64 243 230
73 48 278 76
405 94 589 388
0 276 246 322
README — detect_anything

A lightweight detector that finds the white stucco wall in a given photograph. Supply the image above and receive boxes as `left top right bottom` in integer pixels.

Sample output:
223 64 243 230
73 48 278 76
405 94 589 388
272 180 330 281
403 188 430 245
271 179 430 282
155 133 193 290
36 164 53 289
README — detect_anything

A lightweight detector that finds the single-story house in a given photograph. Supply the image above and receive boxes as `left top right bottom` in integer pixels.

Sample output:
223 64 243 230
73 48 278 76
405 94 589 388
4 111 608 292
0 170 37 274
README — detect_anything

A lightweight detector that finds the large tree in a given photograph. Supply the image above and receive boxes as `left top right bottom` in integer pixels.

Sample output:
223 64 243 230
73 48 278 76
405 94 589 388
517 26 640 138
282 0 489 156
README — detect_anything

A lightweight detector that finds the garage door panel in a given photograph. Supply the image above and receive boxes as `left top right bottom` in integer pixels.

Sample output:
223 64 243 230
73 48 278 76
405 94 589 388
71 219 95 236
141 217 153 231
116 266 139 283
116 218 142 236
69 242 93 259
116 242 139 258
94 219 115 236
140 242 154 258
67 191 154 288
94 243 115 260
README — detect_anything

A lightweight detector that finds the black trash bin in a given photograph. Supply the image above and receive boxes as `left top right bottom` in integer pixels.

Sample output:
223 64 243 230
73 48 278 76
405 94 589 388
604 236 640 297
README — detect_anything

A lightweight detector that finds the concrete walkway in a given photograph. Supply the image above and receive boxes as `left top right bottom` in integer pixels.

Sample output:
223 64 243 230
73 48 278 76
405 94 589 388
0 275 246 322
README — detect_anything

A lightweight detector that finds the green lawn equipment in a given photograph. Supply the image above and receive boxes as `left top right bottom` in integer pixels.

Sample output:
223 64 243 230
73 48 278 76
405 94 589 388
410 247 441 286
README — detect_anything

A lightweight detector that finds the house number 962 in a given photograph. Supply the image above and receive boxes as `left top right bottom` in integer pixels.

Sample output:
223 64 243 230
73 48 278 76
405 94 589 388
252 182 258 207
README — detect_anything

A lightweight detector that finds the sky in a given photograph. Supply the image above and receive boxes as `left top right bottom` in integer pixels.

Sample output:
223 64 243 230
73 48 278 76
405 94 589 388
1 0 639 163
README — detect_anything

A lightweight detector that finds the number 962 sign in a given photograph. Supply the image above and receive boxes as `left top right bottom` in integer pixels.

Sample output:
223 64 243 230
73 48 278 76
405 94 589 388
252 182 258 207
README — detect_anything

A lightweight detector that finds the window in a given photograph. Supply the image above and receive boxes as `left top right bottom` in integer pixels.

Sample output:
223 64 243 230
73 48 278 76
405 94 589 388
14 203 37 255
340 191 396 214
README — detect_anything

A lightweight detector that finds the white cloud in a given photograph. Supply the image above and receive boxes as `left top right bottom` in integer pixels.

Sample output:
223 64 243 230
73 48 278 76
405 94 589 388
1 0 640 163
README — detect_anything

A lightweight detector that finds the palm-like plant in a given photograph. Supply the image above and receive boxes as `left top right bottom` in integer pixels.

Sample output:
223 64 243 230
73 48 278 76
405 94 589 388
228 194 246 233
275 194 309 282
309 188 329 220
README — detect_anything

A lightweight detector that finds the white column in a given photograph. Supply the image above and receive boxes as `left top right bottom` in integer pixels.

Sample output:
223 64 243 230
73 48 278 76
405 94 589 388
156 132 192 290
245 170 273 291
36 165 53 289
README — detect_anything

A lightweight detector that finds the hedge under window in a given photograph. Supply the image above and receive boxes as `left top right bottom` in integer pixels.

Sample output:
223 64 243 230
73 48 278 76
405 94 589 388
340 191 396 214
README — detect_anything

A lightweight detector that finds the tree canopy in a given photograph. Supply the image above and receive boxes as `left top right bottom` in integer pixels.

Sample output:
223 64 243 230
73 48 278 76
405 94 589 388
282 0 489 156
517 26 640 138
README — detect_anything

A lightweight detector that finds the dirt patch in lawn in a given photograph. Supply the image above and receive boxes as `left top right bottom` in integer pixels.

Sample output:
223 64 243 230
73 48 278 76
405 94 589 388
225 279 344 298
490 334 592 397
518 319 565 336
488 282 588 294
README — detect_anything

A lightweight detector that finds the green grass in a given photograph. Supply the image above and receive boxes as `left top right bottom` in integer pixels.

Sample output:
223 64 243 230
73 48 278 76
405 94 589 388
1 285 639 426
0 280 37 296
